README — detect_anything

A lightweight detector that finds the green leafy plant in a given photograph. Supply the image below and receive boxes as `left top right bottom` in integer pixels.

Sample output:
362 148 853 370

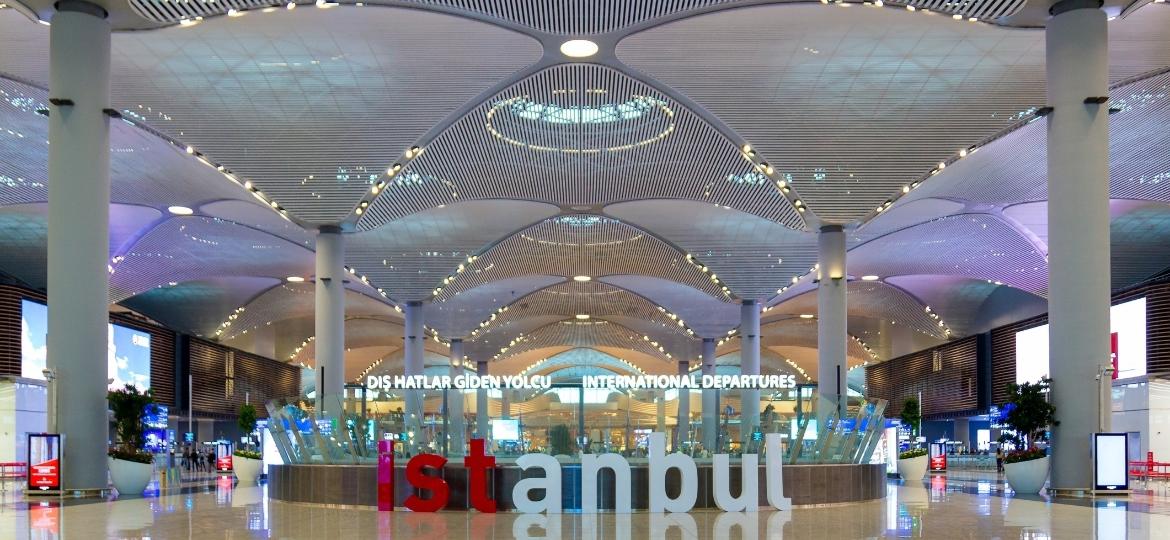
238 404 258 440
107 384 155 464
899 398 922 439
998 378 1057 457
1004 448 1047 464
233 449 262 460
548 424 573 456
898 448 928 460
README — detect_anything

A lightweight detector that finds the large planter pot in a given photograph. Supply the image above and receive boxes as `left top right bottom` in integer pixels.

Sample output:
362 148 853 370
898 454 929 483
108 457 153 497
233 456 263 486
1004 456 1050 494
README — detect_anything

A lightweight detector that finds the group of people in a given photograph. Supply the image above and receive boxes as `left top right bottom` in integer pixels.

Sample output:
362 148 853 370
179 447 220 473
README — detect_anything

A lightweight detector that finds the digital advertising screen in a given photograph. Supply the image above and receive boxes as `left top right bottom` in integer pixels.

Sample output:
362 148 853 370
143 404 169 452
1015 297 1147 385
492 419 520 441
1094 433 1129 491
22 298 153 391
108 323 151 392
21 299 48 380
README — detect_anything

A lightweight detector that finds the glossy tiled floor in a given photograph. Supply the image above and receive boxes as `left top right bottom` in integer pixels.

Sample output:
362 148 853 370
2 472 1170 539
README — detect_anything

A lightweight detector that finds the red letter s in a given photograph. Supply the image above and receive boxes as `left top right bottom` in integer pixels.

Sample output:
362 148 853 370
404 454 449 512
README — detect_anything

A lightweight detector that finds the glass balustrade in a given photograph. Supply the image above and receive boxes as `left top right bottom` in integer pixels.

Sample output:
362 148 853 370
266 386 887 465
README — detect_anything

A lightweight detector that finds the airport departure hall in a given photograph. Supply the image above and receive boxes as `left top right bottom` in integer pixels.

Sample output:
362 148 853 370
1 0 1170 538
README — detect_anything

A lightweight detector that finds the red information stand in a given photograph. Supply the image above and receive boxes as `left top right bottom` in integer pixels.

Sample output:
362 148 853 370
929 442 947 472
27 433 61 494
215 441 234 473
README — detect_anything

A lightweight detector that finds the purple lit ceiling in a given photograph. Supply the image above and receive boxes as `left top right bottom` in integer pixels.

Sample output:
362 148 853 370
1 3 1170 382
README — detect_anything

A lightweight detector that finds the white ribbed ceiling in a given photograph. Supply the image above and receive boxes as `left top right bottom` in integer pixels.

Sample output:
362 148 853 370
2 3 1170 372
0 7 544 223
432 214 734 302
617 3 1170 222
347 200 560 302
359 63 805 229
465 280 699 360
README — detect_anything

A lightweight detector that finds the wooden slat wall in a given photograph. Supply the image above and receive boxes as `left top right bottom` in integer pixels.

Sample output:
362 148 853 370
189 338 299 418
866 335 979 419
0 285 25 376
0 284 176 405
989 315 1046 407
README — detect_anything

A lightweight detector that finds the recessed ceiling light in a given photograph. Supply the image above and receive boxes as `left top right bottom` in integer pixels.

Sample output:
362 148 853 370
573 275 592 282
286 276 305 283
799 314 815 319
861 275 880 281
560 39 599 58
575 314 590 320
167 205 193 215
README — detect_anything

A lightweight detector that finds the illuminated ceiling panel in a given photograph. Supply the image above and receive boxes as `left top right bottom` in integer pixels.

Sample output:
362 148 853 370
618 4 1170 222
432 214 732 302
347 200 560 302
0 7 543 223
359 64 804 229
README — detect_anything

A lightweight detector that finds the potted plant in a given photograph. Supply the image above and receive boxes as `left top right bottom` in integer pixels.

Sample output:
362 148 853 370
897 398 928 482
107 384 155 496
548 424 573 457
233 404 263 486
998 378 1057 494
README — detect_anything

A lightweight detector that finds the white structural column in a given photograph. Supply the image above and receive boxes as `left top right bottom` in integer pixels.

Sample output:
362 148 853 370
315 227 345 418
701 338 718 452
675 359 690 451
448 339 466 456
46 1 111 492
740 300 761 443
817 225 848 422
656 390 666 432
476 359 490 439
1046 0 1110 492
404 301 424 452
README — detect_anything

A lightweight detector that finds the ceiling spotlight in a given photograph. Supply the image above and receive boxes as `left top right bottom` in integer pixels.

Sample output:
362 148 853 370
560 39 599 58
575 314 591 320
286 276 305 283
799 314 815 319
861 275 880 281
167 205 194 215
573 275 592 282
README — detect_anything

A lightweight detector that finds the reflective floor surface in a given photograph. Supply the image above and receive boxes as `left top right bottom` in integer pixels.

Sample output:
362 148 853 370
2 472 1170 539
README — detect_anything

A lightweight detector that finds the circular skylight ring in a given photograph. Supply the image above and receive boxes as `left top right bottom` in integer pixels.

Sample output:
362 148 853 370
485 94 676 153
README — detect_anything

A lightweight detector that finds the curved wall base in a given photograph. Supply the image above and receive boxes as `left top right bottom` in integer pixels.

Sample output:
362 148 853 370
268 462 886 509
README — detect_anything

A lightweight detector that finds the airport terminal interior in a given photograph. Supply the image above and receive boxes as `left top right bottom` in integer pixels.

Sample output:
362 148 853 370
2 0 1170 538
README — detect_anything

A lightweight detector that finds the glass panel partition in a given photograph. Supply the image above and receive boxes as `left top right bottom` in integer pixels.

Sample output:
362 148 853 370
265 387 887 465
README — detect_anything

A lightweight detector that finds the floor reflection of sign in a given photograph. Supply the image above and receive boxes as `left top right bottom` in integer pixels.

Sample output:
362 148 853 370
29 503 60 536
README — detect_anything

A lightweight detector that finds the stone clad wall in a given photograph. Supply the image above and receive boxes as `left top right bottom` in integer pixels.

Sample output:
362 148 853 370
267 462 886 509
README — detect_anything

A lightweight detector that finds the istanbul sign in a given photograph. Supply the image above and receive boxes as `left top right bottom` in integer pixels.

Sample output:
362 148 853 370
377 432 791 513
